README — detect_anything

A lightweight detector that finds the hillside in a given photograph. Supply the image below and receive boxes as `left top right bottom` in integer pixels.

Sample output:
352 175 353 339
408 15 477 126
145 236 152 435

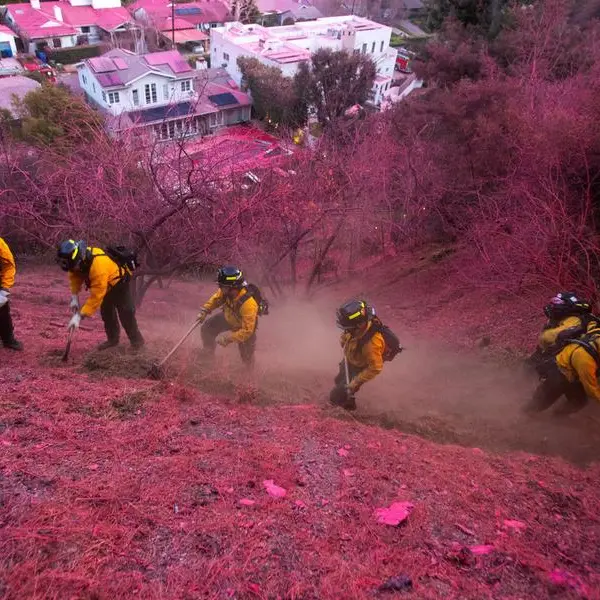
1 264 600 599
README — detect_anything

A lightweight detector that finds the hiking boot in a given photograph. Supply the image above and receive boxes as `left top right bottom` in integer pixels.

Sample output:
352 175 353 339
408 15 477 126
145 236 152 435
97 339 119 351
3 339 23 351
130 340 145 352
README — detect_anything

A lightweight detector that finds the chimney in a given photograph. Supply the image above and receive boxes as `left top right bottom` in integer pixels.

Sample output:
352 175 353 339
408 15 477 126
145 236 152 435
30 0 41 9
53 5 63 21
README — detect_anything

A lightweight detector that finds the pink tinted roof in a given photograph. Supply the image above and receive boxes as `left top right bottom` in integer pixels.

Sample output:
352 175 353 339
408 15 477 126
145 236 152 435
0 25 16 36
113 57 128 69
4 1 131 38
144 50 192 73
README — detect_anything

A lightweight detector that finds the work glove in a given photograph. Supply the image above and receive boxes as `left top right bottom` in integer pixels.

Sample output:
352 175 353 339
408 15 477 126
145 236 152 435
69 294 79 313
216 333 232 347
68 312 82 331
346 381 359 396
196 309 209 324
0 289 9 308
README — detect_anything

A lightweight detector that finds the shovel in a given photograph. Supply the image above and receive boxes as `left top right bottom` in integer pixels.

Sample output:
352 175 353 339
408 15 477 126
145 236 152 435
62 328 75 362
329 355 356 410
149 320 200 379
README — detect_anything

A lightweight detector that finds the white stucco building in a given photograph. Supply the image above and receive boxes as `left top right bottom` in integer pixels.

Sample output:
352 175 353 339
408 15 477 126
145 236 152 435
210 15 397 106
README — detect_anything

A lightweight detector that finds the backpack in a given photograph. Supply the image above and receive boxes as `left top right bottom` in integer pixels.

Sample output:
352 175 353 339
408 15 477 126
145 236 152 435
105 245 139 274
236 283 269 316
357 317 402 362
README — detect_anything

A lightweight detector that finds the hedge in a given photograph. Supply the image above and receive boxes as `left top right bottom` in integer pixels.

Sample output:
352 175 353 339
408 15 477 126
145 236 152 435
48 45 103 65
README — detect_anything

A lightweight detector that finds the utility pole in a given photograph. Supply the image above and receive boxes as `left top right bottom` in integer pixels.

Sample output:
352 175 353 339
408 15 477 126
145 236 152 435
171 1 175 48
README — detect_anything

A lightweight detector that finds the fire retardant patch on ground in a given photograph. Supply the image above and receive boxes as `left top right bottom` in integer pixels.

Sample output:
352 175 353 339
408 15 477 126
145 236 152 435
1 354 600 600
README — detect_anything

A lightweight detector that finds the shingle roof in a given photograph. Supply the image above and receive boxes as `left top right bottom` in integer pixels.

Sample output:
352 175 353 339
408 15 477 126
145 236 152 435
84 48 194 88
3 1 133 40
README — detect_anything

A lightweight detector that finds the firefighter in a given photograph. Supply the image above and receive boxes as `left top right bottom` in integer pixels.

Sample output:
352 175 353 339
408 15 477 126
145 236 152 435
196 266 259 366
56 239 144 350
330 299 388 411
526 292 597 374
527 321 600 415
0 237 23 351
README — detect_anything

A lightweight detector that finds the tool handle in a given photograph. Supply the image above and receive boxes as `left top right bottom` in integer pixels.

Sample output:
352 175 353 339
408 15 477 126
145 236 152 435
158 321 200 367
343 355 351 386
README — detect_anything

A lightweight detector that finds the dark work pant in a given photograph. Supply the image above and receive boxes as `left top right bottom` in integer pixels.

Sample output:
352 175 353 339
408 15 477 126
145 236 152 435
334 360 361 386
0 301 16 345
529 362 588 413
100 279 144 346
201 312 256 365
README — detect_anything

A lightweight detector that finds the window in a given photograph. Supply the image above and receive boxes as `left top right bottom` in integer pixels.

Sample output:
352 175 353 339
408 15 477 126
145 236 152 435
101 90 106 101
52 37 62 48
92 83 96 93
209 111 223 127
132 89 139 105
223 52 229 61
371 41 375 53
82 73 87 84
353 48 359 55
181 79 191 92
380 40 384 52
163 83 169 100
362 43 367 54
81 26 90 33
108 91 120 104
145 83 157 104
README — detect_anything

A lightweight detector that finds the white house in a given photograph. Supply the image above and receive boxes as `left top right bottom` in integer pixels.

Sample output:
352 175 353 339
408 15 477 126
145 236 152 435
210 15 397 106
2 0 133 54
77 49 251 140
0 25 18 57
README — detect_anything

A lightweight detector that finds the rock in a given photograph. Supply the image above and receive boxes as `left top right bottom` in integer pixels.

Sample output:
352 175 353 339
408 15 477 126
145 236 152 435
263 479 287 498
375 501 414 526
239 498 255 506
337 448 349 457
379 574 413 592
469 545 494 555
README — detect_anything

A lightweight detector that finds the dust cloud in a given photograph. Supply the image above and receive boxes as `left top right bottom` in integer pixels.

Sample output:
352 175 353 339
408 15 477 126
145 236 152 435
142 284 600 464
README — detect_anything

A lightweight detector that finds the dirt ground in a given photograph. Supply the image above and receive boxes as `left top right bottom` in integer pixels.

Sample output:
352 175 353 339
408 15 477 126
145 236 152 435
1 264 600 599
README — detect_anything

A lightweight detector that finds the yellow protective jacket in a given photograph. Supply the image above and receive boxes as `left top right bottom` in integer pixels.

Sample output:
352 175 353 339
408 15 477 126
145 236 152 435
341 322 385 388
539 316 585 350
0 237 16 290
68 248 123 317
556 335 600 403
202 287 258 343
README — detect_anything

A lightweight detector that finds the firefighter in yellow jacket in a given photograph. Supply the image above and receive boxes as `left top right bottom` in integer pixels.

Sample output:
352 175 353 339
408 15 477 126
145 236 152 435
196 266 259 366
0 237 23 351
526 291 597 373
330 299 386 411
528 321 600 415
56 239 144 350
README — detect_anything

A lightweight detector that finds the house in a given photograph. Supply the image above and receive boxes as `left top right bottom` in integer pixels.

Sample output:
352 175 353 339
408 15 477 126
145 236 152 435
0 74 41 117
395 20 428 39
211 15 396 106
76 48 251 140
255 0 323 26
2 0 133 54
0 25 17 57
130 0 229 53
398 0 425 17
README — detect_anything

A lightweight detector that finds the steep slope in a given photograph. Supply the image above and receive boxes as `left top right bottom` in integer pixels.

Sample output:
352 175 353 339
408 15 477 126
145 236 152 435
1 267 599 599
